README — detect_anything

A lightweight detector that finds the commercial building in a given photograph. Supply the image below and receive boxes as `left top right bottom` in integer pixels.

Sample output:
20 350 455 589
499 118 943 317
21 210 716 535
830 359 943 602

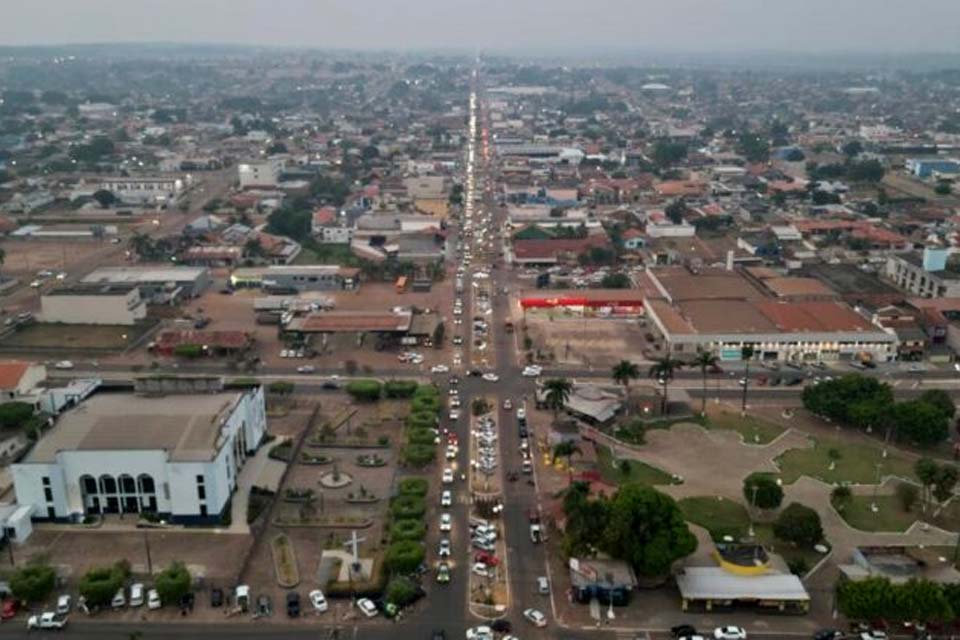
82 266 210 303
519 289 644 317
642 267 896 363
237 159 283 189
40 284 147 326
230 265 360 292
12 386 266 524
568 557 637 605
884 249 960 298
98 176 183 206
906 158 960 178
676 567 810 613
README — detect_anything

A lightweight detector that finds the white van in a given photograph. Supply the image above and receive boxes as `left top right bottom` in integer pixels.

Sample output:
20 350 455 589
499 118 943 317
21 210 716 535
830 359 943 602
129 583 144 607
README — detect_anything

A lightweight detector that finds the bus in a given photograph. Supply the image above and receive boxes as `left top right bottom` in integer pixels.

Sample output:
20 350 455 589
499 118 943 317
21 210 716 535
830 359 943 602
395 276 408 293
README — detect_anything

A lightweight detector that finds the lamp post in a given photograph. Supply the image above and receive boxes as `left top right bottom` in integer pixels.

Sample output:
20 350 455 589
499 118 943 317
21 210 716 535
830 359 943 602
871 462 883 513
144 530 153 575
748 484 759 538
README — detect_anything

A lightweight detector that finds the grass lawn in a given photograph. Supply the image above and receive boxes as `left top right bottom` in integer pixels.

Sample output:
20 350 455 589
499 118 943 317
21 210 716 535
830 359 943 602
835 495 916 532
294 243 359 266
777 436 916 486
704 411 785 445
594 445 677 487
0 321 153 350
678 496 751 541
754 524 828 572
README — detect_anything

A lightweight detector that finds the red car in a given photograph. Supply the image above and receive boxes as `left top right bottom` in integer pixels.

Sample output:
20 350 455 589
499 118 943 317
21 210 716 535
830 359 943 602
474 551 500 566
1 598 19 620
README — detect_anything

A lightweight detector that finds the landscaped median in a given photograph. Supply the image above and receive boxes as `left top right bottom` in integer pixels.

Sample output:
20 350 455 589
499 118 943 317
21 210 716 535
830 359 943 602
271 533 300 588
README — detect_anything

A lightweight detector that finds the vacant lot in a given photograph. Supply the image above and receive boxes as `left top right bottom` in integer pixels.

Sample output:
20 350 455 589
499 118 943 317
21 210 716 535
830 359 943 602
523 314 647 367
0 320 155 351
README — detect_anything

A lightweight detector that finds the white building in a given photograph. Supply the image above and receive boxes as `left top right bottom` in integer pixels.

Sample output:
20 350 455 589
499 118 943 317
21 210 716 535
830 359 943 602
12 387 266 524
238 159 284 189
98 177 183 206
40 284 147 326
885 249 960 298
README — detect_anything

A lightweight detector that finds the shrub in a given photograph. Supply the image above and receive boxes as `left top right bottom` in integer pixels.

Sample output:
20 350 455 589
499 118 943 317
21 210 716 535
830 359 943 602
384 541 425 575
391 495 426 519
268 381 294 395
471 398 491 417
9 563 56 603
268 441 293 461
397 477 429 497
896 482 919 512
407 411 438 430
384 380 419 399
403 444 436 468
407 428 436 445
79 560 130 607
413 385 440 399
0 402 35 430
385 575 419 605
773 502 823 547
346 380 382 402
154 561 191 605
788 557 810 576
390 519 427 541
831 485 852 511
173 344 203 359
411 395 441 414
743 472 784 510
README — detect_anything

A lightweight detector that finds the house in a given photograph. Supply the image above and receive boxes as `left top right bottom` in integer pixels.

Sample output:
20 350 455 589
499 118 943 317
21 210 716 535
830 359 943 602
622 228 646 251
238 158 284 189
11 385 267 524
0 361 47 402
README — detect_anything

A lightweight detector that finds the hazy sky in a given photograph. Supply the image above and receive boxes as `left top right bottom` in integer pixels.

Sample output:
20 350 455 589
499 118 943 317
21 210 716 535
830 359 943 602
2 0 960 54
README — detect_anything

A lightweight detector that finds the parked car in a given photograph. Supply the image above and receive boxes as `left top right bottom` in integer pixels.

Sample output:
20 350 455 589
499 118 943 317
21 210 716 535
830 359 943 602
111 588 126 609
129 583 144 607
308 589 328 613
256 594 271 617
147 589 161 610
672 625 698 638
1 598 19 620
523 608 547 627
55 594 71 615
536 576 550 595
714 627 747 640
491 619 512 633
210 587 224 608
356 598 378 618
286 591 300 618
26 612 67 630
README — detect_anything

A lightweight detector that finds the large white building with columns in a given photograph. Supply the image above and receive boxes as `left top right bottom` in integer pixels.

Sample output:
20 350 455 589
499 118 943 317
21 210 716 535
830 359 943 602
11 387 266 525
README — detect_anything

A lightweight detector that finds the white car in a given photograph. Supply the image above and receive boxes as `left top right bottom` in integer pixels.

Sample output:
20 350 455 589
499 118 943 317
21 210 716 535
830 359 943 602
431 364 450 374
449 409 461 421
129 583 144 607
471 562 490 577
521 365 542 377
147 589 161 610
517 407 526 420
714 627 747 640
446 445 458 460
56 594 71 615
441 490 452 507
356 598 378 618
442 468 454 484
482 372 499 382
503 399 512 410
450 396 461 408
296 365 315 374
111 587 126 609
438 538 452 557
54 360 75 370
523 608 547 627
440 513 452 532
308 589 328 613
466 626 494 640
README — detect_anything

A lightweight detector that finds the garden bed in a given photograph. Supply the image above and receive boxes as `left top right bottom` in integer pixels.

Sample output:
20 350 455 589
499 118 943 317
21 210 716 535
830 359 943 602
273 515 373 529
271 533 300 588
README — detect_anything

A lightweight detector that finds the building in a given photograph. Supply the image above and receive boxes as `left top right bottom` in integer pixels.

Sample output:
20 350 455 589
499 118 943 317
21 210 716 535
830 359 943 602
98 177 183 206
884 249 960 298
230 266 360 292
906 158 960 178
402 176 446 199
676 567 809 614
237 159 283 189
642 267 896 363
40 284 147 326
568 557 638 605
12 386 266 524
0 361 47 402
81 266 210 303
839 546 960 585
519 289 644 317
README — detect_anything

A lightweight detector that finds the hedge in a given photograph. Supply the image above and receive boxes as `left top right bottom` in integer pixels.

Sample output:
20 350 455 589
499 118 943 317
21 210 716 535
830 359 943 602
173 344 203 359
346 380 382 402
391 519 427 541
384 380 419 399
384 541 425 575
397 477 429 497
403 444 436 468
407 428 436 446
407 411 438 430
411 395 441 414
413 385 440 399
391 495 426 519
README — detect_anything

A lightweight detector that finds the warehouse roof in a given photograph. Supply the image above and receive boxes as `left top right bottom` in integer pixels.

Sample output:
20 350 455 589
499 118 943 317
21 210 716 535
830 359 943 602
286 311 412 333
83 266 208 284
676 567 809 602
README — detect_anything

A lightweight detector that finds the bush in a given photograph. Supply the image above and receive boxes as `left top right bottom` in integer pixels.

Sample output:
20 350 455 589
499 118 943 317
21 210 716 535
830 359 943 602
79 560 130 607
391 519 427 541
268 381 294 395
397 477 429 497
384 541 425 575
831 485 852 510
471 398 491 417
895 482 919 512
384 380 419 399
173 344 203 359
413 385 440 399
0 401 35 430
407 411 438 430
346 380 382 402
743 472 784 510
385 575 419 605
391 495 426 519
773 502 823 547
154 561 191 605
788 557 810 576
268 441 293 461
411 395 440 414
403 444 436 468
9 563 56 603
407 428 436 445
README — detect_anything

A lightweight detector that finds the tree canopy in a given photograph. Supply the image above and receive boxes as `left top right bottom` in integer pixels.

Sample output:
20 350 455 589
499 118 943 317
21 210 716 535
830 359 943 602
773 503 823 547
743 472 784 510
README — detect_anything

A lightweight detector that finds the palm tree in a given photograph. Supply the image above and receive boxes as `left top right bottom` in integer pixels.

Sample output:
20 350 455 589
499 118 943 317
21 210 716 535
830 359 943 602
543 378 573 423
741 345 755 414
648 356 682 416
693 350 719 417
611 360 640 416
551 440 582 466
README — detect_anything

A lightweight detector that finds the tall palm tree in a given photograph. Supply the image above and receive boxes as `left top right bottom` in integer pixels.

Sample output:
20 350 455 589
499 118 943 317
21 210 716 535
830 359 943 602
648 356 682 416
611 360 640 416
693 349 719 417
741 345 755 414
543 378 573 423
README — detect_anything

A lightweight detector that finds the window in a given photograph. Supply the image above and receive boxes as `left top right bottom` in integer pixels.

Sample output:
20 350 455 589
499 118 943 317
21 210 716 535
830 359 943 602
197 484 206 500
43 488 53 502
195 475 205 485
42 477 50 487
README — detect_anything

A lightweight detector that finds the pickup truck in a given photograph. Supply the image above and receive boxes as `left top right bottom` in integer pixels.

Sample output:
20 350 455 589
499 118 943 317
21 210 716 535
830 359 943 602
27 611 68 630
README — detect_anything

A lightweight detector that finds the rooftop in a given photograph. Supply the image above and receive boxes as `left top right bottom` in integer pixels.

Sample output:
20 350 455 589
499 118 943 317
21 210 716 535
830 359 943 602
676 567 809 602
44 283 139 297
82 266 207 285
286 311 412 333
0 361 34 390
24 392 243 463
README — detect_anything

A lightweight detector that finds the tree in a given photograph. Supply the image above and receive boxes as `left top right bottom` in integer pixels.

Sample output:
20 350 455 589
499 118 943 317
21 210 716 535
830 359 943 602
648 356 682 415
891 399 950 448
894 578 954 624
611 360 640 415
154 561 191 606
737 130 770 162
266 207 311 243
664 199 687 225
692 350 718 416
600 273 631 289
743 473 783 510
267 381 294 396
385 576 418 606
345 380 381 402
384 540 425 574
0 401 35 429
561 481 608 558
773 503 822 547
92 189 116 209
919 388 956 420
831 485 853 511
651 140 687 168
243 237 265 259
916 458 940 513
543 378 573 422
9 563 56 603
842 140 864 157
847 159 885 183
601 484 697 578
79 560 130 607
935 181 952 195
895 482 919 512
551 440 581 466
838 576 896 621
801 374 894 426
933 465 959 504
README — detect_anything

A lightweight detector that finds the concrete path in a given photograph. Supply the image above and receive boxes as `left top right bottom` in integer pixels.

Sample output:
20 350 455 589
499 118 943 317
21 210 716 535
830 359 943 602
228 436 290 535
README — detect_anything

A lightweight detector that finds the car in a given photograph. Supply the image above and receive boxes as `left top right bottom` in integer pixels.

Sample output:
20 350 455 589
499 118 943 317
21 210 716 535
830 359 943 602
54 360 74 370
858 633 888 640
178 592 194 613
147 589 161 610
471 562 491 577
256 594 272 617
210 587 224 607
672 625 698 638
440 513 452 531
474 550 499 566
111 588 126 609
446 444 458 459
502 398 512 410
285 591 300 617
26 612 67 630
56 594 71 615
482 372 499 382
449 396 461 408
438 538 452 557
465 626 493 640
356 598 378 618
441 490 452 507
713 627 747 640
431 365 450 374
308 589 328 613
491 619 512 633
1 598 19 620
521 365 542 377
436 562 451 584
129 583 145 607
813 631 843 640
442 468 454 483
536 576 550 594
296 365 315 374
523 608 547 627
433 631 447 640
449 409 461 420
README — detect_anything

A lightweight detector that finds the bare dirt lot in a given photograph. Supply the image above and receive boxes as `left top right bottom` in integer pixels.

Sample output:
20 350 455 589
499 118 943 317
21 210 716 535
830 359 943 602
0 239 114 281
0 320 155 351
523 312 648 367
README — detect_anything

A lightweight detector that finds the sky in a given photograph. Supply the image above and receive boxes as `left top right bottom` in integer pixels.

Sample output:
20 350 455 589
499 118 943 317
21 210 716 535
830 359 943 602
2 0 960 55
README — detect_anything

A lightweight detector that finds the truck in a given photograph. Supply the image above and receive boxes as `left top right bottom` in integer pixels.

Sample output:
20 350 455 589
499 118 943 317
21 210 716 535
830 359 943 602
528 510 543 544
27 612 68 631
